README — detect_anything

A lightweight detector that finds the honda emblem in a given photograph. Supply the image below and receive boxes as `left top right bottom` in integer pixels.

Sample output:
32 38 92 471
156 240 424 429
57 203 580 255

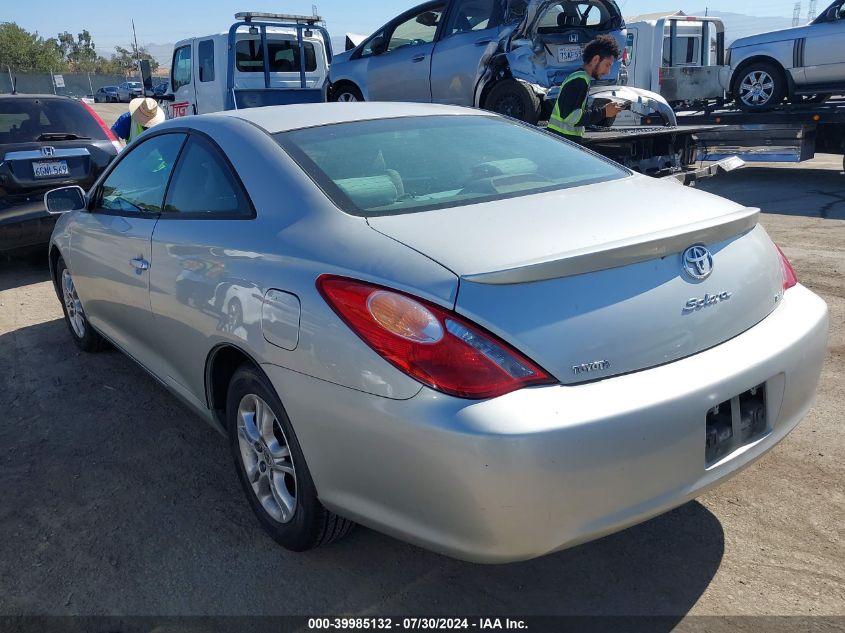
41 146 55 157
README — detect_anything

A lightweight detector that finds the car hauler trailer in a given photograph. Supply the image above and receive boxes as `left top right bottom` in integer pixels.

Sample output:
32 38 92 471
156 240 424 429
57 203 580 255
677 98 845 171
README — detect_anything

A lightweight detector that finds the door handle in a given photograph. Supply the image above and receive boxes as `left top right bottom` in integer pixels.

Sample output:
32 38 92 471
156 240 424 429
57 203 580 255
474 39 493 46
130 257 150 272
412 55 426 62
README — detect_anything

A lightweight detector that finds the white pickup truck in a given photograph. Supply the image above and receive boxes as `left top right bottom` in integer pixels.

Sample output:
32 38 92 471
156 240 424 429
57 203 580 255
155 12 333 118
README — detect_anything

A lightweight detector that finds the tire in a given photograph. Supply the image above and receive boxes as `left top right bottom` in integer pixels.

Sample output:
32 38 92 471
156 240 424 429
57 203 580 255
331 83 364 103
733 62 786 112
484 79 541 125
227 365 354 551
56 256 108 353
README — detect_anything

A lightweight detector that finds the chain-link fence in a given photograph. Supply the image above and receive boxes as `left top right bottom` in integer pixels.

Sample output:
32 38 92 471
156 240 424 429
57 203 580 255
0 73 168 98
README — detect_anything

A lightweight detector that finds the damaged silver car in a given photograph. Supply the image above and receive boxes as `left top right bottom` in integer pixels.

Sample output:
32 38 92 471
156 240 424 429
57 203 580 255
329 0 626 124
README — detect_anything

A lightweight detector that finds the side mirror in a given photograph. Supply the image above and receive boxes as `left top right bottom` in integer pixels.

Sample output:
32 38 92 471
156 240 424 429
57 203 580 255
826 6 839 20
45 186 86 215
416 11 438 27
370 35 387 55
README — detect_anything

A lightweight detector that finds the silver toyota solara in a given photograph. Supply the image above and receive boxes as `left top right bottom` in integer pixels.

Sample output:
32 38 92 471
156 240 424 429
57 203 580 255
45 103 828 563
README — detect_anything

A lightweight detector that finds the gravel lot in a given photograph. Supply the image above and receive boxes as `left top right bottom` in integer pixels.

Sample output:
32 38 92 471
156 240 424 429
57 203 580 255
0 133 843 622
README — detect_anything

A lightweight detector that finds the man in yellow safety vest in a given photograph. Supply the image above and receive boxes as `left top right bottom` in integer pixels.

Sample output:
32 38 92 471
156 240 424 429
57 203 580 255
110 97 166 144
548 35 624 142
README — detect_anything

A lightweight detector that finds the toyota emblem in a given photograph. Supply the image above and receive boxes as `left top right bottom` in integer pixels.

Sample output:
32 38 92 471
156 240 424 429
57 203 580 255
683 245 714 281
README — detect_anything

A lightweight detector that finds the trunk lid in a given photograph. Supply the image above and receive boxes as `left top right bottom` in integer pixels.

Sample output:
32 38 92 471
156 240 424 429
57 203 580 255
368 176 783 384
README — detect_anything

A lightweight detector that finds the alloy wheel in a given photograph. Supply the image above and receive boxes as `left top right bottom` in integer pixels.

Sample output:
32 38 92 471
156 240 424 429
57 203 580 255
61 269 86 338
739 70 776 107
336 92 359 103
236 394 298 524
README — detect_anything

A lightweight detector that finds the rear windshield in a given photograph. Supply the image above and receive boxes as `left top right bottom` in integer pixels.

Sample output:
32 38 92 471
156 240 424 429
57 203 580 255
538 1 622 31
236 38 318 73
0 98 107 144
275 115 627 216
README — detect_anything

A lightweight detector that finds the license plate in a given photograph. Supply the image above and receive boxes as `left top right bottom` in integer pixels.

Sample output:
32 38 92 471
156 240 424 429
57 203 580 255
557 45 583 63
33 160 69 178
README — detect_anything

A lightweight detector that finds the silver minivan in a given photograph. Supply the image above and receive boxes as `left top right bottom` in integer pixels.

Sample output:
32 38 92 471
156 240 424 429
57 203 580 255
329 0 627 124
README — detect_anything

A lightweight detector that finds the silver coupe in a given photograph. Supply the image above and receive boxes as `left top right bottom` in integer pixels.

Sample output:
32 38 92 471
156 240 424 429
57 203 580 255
45 103 828 563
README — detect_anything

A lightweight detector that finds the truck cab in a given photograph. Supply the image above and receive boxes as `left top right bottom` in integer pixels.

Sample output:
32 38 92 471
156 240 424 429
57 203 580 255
166 12 332 118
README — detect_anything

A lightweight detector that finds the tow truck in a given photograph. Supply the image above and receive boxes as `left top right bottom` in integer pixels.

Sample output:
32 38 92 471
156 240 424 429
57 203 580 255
146 12 333 117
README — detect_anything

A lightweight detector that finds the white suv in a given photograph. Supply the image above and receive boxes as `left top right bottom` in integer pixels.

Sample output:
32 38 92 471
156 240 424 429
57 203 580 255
727 0 845 111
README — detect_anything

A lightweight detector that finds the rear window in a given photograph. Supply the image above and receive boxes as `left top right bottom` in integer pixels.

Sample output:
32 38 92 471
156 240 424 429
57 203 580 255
0 98 107 144
538 1 622 31
236 38 317 73
275 115 627 217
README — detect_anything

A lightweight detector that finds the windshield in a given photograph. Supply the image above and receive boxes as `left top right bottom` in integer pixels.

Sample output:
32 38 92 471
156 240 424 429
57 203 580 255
275 115 627 216
0 98 108 143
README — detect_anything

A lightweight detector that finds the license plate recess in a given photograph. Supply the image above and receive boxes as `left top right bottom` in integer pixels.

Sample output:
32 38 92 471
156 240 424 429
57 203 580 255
705 384 768 467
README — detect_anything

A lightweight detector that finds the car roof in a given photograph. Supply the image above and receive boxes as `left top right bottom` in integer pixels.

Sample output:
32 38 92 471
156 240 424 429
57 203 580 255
0 94 75 100
216 102 489 134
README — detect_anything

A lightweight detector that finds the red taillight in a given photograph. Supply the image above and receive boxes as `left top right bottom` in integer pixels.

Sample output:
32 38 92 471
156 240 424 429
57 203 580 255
317 275 556 400
80 100 119 144
776 245 798 290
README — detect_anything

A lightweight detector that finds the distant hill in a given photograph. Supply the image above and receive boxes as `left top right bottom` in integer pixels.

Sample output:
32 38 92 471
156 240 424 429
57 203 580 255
626 9 797 45
691 10 796 44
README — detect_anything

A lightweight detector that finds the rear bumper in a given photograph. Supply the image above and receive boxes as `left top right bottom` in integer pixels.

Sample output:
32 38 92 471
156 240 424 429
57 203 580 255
0 200 56 252
264 284 828 563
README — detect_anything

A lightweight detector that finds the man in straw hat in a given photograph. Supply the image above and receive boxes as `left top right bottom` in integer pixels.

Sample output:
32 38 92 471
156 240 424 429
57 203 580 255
111 97 166 144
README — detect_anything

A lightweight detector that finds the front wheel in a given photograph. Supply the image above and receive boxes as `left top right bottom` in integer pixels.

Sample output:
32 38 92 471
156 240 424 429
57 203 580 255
733 62 786 112
484 79 541 125
227 365 354 551
331 83 364 103
56 257 108 353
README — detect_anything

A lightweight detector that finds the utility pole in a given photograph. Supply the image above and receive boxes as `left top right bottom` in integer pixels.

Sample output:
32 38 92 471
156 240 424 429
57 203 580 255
793 2 802 26
132 18 140 81
808 0 818 21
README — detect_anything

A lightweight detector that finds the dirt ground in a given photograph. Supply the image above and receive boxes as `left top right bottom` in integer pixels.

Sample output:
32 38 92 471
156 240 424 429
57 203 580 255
0 148 843 623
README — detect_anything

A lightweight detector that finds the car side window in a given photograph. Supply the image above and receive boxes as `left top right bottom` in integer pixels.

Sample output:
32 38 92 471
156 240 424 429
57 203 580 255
448 0 498 35
387 5 446 52
172 45 192 91
198 39 215 82
163 136 251 217
97 134 186 214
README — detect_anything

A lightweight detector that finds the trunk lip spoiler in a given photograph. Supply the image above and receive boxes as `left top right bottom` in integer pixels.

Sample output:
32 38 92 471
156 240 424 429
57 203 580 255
461 206 760 285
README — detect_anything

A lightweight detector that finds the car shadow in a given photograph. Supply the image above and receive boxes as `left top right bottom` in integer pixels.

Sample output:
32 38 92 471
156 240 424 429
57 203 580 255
698 166 845 220
0 251 51 292
0 319 724 624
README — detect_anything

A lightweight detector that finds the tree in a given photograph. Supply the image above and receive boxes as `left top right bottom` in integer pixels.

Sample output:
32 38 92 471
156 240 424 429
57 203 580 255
110 43 159 76
0 22 64 72
56 29 98 72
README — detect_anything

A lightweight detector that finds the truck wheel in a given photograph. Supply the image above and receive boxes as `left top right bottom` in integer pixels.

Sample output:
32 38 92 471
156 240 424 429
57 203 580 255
485 79 541 125
733 62 786 112
227 365 355 551
331 83 363 103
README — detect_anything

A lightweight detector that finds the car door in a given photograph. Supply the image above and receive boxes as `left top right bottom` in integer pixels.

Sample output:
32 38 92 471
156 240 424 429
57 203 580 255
430 0 501 105
169 42 197 118
803 1 845 85
148 133 257 403
366 3 447 102
69 132 186 371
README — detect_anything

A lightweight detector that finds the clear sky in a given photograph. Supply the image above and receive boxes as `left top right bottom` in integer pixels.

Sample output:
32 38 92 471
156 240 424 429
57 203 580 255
3 0 811 54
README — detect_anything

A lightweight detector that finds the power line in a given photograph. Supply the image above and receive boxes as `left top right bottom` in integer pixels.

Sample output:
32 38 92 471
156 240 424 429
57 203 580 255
793 2 802 26
807 0 818 20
